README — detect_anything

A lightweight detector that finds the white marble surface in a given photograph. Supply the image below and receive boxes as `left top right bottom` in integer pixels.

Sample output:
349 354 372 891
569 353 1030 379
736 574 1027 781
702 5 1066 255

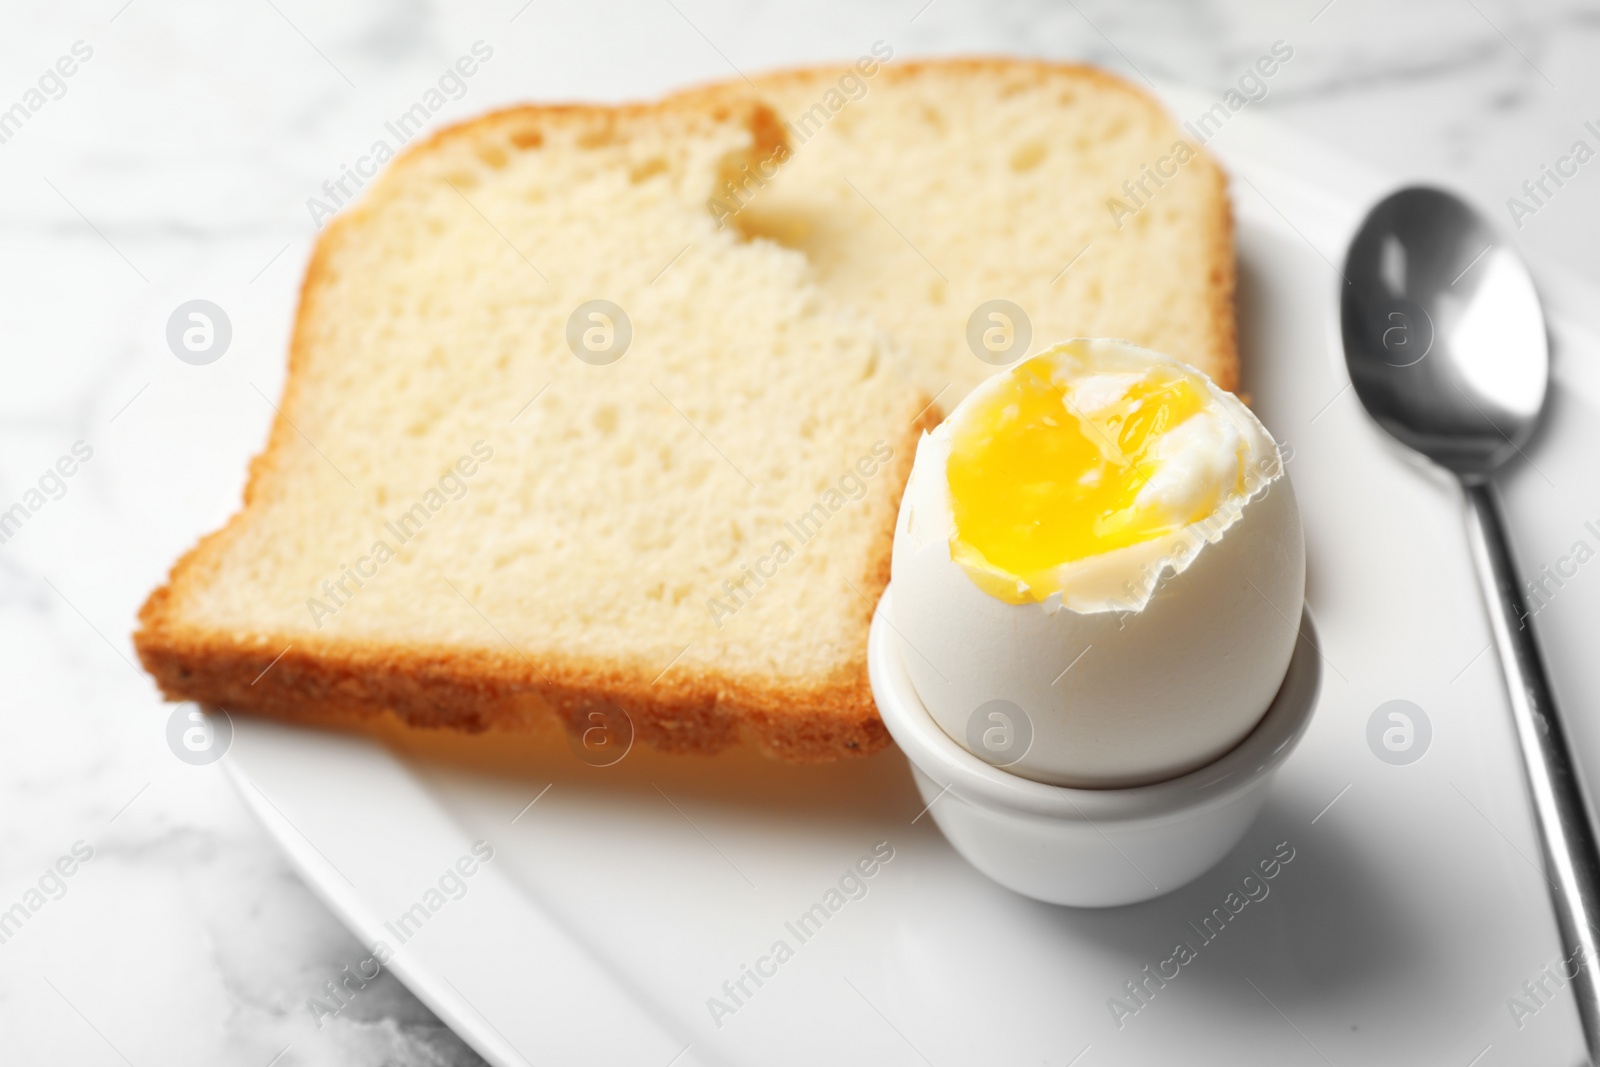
2 1 1597 1063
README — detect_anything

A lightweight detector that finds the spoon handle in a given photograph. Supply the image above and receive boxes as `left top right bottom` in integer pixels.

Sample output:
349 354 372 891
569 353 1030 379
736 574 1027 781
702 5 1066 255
1464 480 1600 1058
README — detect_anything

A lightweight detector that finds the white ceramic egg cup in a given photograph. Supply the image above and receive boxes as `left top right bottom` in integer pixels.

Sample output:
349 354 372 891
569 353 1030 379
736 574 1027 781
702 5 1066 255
869 587 1322 907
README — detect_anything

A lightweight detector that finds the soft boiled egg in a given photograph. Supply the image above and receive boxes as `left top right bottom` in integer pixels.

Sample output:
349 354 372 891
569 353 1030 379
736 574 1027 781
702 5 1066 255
890 338 1305 787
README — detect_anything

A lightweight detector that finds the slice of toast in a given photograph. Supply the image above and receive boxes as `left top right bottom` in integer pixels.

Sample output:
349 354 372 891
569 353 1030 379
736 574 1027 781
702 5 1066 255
136 59 1238 763
737 58 1236 403
135 97 932 761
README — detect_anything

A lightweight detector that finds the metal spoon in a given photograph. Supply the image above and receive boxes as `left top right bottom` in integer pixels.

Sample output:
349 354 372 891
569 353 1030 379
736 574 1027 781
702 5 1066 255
1342 185 1600 1060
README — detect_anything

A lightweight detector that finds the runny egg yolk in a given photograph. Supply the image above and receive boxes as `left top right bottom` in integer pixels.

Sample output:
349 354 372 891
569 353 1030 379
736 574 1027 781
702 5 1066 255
946 354 1232 604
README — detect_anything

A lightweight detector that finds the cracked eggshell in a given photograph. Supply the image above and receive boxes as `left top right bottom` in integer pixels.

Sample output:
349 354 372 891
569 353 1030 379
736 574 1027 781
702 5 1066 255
888 382 1306 789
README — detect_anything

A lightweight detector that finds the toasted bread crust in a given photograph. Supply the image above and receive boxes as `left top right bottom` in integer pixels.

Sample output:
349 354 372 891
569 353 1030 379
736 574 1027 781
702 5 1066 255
134 58 1236 763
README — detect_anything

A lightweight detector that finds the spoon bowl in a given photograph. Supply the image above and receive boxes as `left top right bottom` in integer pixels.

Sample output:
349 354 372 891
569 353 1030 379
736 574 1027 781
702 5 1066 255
1341 186 1548 479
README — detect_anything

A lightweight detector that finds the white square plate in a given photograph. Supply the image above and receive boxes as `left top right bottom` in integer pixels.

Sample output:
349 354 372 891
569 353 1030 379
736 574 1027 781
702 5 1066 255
224 92 1600 1067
